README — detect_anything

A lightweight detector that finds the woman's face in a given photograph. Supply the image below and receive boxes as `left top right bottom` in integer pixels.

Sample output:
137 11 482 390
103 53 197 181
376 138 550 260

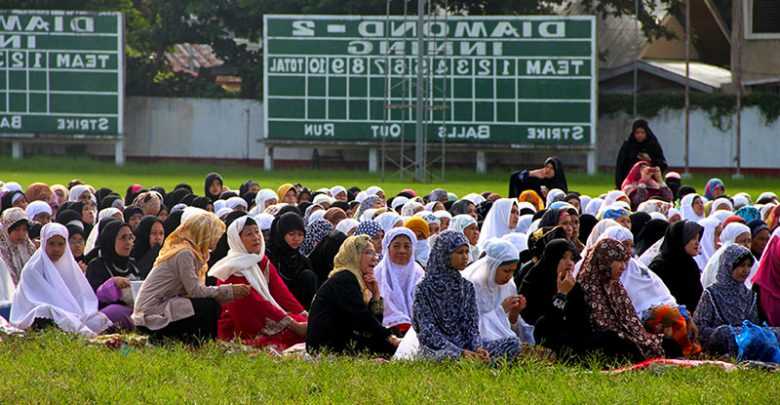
610 259 628 280
508 205 519 229
335 191 347 202
359 244 378 275
240 224 263 254
463 223 479 246
428 222 440 235
430 202 445 212
13 196 28 210
8 224 28 244
209 181 223 198
684 233 700 256
283 189 298 204
569 214 580 238
633 127 647 143
128 214 143 231
370 230 384 255
466 203 478 220
249 184 261 194
558 212 574 240
752 229 771 257
669 214 682 224
616 215 632 230
114 226 134 257
158 209 169 223
494 262 518 285
388 235 412 266
692 197 704 217
450 245 471 271
734 232 752 250
82 203 96 225
46 235 67 262
712 185 725 199
622 239 634 253
33 212 51 225
543 163 556 179
69 234 85 257
439 217 450 230
149 221 165 247
556 250 575 276
284 230 305 249
265 198 278 208
731 259 752 283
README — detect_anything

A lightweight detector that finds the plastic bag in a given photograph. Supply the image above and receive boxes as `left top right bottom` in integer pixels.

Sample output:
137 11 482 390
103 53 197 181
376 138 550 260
733 320 780 363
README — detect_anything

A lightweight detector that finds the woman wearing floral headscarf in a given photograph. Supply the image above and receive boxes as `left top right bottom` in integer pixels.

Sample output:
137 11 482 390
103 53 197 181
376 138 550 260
413 230 520 362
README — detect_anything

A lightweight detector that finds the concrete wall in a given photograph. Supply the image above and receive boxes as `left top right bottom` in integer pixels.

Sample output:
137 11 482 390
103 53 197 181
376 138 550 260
82 97 780 171
597 107 780 170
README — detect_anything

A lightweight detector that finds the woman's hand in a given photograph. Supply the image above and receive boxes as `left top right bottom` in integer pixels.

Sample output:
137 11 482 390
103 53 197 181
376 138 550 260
363 272 380 298
290 320 307 337
387 335 401 348
231 284 251 299
557 271 575 295
111 276 130 289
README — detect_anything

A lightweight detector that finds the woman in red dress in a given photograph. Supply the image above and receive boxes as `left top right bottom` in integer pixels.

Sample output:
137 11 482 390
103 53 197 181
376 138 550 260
209 216 308 350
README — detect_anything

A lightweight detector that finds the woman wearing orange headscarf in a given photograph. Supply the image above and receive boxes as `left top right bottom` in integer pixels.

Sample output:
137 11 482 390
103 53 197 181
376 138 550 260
518 190 545 212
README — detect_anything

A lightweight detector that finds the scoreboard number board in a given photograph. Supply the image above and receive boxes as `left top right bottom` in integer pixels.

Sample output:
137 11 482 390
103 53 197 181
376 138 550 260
263 15 596 147
0 10 123 137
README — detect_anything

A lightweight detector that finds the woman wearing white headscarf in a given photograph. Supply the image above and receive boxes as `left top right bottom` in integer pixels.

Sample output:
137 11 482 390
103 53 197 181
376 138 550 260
696 216 722 270
464 239 534 344
401 200 424 217
545 189 566 208
449 214 480 263
375 211 402 233
680 193 705 222
251 189 278 215
584 198 604 217
11 223 113 336
373 227 423 335
515 214 534 234
68 185 93 203
596 191 630 218
700 222 754 289
208 216 308 349
477 198 519 250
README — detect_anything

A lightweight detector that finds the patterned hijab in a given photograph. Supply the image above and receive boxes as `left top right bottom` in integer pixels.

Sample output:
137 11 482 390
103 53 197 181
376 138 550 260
414 230 473 333
578 238 664 358
300 219 333 256
354 220 383 239
708 244 755 325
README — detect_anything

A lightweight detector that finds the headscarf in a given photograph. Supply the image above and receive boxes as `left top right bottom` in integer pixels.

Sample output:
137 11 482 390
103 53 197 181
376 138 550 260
209 216 288 312
709 197 733 215
697 216 721 267
635 219 669 256
450 199 476 217
735 206 760 224
680 193 704 222
354 220 383 239
25 183 52 203
252 189 278 214
578 214 599 244
578 239 664 358
585 219 621 249
204 173 224 202
374 228 423 327
518 190 545 212
706 244 756 325
630 212 652 238
0 207 36 284
463 239 521 341
518 238 577 325
375 212 402 233
329 235 374 304
704 178 725 201
405 216 431 265
68 185 92 202
26 200 52 222
584 198 604 216
462 193 485 206
130 215 164 263
545 189 566 208
335 218 359 235
400 200 423 218
502 232 528 254
155 210 225 279
751 228 780 325
477 198 517 249
300 219 333 257
515 214 534 234
276 183 295 201
620 161 650 193
10 223 112 336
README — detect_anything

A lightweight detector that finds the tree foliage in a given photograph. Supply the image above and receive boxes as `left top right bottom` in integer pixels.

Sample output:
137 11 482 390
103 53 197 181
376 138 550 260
4 0 680 99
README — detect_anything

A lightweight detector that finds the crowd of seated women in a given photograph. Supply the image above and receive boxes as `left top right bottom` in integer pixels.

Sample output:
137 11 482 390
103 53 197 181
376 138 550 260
0 159 779 365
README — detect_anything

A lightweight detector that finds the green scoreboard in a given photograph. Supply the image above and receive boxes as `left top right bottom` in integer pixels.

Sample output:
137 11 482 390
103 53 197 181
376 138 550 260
264 15 596 146
0 10 123 136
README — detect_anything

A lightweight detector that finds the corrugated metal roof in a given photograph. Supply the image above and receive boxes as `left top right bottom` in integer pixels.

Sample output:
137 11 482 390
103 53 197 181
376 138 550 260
164 43 224 77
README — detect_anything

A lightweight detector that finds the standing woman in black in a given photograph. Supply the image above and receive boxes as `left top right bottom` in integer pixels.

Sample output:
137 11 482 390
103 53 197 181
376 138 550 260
615 119 668 189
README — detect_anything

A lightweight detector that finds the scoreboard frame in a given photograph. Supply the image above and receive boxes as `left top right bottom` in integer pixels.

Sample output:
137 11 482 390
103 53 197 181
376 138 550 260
263 14 597 155
0 9 124 139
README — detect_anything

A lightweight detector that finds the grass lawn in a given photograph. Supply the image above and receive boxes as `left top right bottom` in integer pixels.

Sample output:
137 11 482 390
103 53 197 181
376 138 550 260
0 331 774 403
0 156 778 198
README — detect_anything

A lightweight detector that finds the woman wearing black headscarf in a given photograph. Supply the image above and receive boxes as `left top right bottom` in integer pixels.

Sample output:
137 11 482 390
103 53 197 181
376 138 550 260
648 220 704 312
615 119 668 189
266 212 318 310
164 188 190 210
163 210 183 239
67 224 88 272
634 218 669 257
308 228 348 287
204 172 224 202
578 214 598 245
629 212 652 239
518 238 579 325
123 206 144 231
85 220 139 330
508 156 568 198
131 216 165 279
1 190 28 213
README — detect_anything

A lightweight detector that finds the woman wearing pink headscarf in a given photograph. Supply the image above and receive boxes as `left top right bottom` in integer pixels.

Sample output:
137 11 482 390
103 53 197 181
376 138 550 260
752 229 780 326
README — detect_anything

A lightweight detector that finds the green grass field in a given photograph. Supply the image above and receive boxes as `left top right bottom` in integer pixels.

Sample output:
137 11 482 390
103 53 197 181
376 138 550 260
0 156 778 199
0 331 774 403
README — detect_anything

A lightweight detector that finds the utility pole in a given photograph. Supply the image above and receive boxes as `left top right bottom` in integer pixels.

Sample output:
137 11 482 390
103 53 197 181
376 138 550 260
414 0 427 182
732 0 743 179
684 0 691 178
